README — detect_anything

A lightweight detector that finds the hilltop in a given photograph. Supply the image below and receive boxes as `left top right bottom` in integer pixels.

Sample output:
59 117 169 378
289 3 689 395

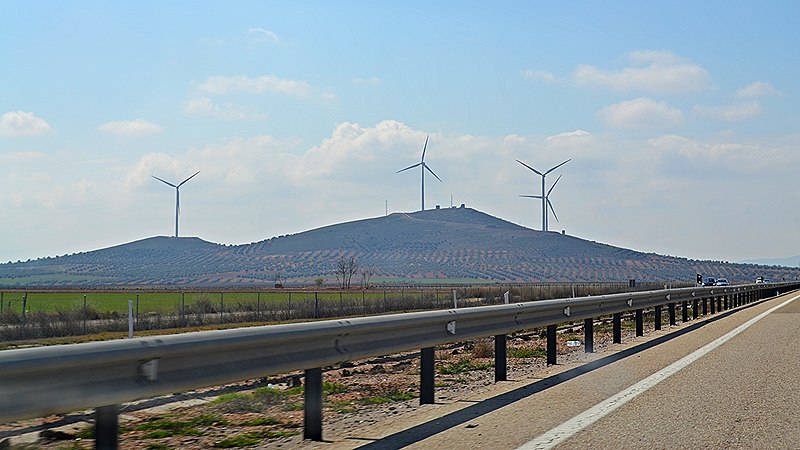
1 207 798 287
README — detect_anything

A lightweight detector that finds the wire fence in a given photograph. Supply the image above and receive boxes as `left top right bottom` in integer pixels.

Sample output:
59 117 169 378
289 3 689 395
0 281 689 341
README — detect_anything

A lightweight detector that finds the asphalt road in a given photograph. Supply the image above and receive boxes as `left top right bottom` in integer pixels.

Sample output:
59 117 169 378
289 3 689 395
315 290 800 449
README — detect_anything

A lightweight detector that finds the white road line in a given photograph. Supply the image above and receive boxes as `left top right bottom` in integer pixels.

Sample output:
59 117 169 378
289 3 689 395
517 292 800 450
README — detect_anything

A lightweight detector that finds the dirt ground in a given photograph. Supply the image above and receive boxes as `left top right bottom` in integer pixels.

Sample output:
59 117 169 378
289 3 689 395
0 324 640 449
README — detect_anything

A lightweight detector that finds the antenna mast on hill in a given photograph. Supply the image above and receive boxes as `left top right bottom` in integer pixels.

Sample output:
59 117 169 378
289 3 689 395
517 159 569 231
152 171 200 238
396 135 442 211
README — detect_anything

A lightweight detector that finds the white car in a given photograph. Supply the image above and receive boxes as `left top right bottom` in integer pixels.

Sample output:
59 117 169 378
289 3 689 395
715 278 730 286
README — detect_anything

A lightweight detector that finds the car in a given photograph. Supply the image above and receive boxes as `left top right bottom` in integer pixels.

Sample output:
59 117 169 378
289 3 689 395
715 278 729 286
755 276 764 283
703 277 716 286
763 278 774 284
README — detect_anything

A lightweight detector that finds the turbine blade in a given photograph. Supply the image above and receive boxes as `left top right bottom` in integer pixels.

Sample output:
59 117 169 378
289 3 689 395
516 159 543 176
544 158 571 175
548 198 559 222
152 175 177 188
547 174 563 196
177 170 200 187
421 135 429 161
396 162 422 173
424 163 442 182
519 195 543 199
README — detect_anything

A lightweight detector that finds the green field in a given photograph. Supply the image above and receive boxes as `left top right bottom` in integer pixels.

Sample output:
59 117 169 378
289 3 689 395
0 289 437 315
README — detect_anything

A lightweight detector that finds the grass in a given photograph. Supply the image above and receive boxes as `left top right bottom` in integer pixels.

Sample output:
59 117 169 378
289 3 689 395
359 389 416 404
135 415 226 439
439 360 493 374
212 430 300 448
508 347 547 358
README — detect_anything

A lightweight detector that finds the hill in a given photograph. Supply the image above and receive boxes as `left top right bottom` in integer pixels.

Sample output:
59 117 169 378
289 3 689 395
1 207 798 287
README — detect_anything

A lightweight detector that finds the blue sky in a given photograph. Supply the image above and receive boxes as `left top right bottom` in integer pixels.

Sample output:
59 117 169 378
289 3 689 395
2 1 799 265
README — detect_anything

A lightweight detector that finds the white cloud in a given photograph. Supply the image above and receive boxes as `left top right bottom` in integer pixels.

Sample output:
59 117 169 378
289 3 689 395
522 69 556 82
245 27 281 44
736 81 779 98
575 51 711 93
98 119 162 137
0 151 47 163
693 101 762 121
353 77 382 86
545 129 593 142
182 98 265 121
0 111 52 137
597 98 684 130
197 75 314 97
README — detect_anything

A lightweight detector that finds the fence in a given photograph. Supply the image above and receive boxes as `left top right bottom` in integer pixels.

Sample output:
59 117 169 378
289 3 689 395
0 282 684 341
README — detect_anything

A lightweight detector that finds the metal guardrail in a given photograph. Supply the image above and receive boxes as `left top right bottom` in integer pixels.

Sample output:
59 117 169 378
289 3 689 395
0 282 797 447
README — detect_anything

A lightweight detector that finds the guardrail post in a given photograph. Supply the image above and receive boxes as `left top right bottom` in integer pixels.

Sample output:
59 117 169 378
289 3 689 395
710 296 716 314
716 296 722 312
420 347 435 404
654 305 662 330
304 367 323 441
668 303 676 326
723 295 729 310
584 318 594 353
612 313 621 344
703 298 708 315
635 309 643 336
692 299 698 319
95 404 119 450
547 324 557 364
495 334 507 382
681 301 688 322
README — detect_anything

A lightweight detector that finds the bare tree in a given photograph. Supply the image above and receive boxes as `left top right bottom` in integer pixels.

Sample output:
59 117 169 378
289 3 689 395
361 267 375 288
335 255 359 289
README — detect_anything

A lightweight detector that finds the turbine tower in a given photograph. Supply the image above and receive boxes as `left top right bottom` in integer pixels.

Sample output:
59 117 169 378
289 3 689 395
517 158 570 231
397 135 442 211
520 173 563 231
152 171 200 238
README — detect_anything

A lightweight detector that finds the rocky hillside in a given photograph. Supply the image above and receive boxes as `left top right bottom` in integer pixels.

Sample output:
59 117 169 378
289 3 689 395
1 207 798 287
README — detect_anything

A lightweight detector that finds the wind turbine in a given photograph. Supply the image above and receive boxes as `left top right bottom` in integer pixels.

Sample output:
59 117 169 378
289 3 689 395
396 135 442 211
517 158 570 231
152 171 200 238
520 173 563 231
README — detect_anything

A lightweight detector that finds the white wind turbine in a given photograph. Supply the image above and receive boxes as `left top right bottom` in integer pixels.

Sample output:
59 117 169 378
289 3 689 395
517 159 570 231
152 171 200 238
396 135 442 211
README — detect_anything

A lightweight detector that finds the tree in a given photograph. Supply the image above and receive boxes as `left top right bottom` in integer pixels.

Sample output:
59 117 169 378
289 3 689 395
334 255 359 289
314 277 325 287
361 267 375 288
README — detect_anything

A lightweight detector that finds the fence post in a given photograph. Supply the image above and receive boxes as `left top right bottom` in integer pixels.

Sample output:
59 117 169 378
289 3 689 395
383 290 387 312
83 294 87 335
420 347 435 404
315 292 320 319
584 318 594 353
303 368 323 441
257 291 261 320
362 290 366 315
635 309 643 336
547 324 557 365
654 305 662 330
219 293 224 324
135 293 139 326
495 334 507 382
181 292 185 324
128 300 134 338
95 404 119 450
